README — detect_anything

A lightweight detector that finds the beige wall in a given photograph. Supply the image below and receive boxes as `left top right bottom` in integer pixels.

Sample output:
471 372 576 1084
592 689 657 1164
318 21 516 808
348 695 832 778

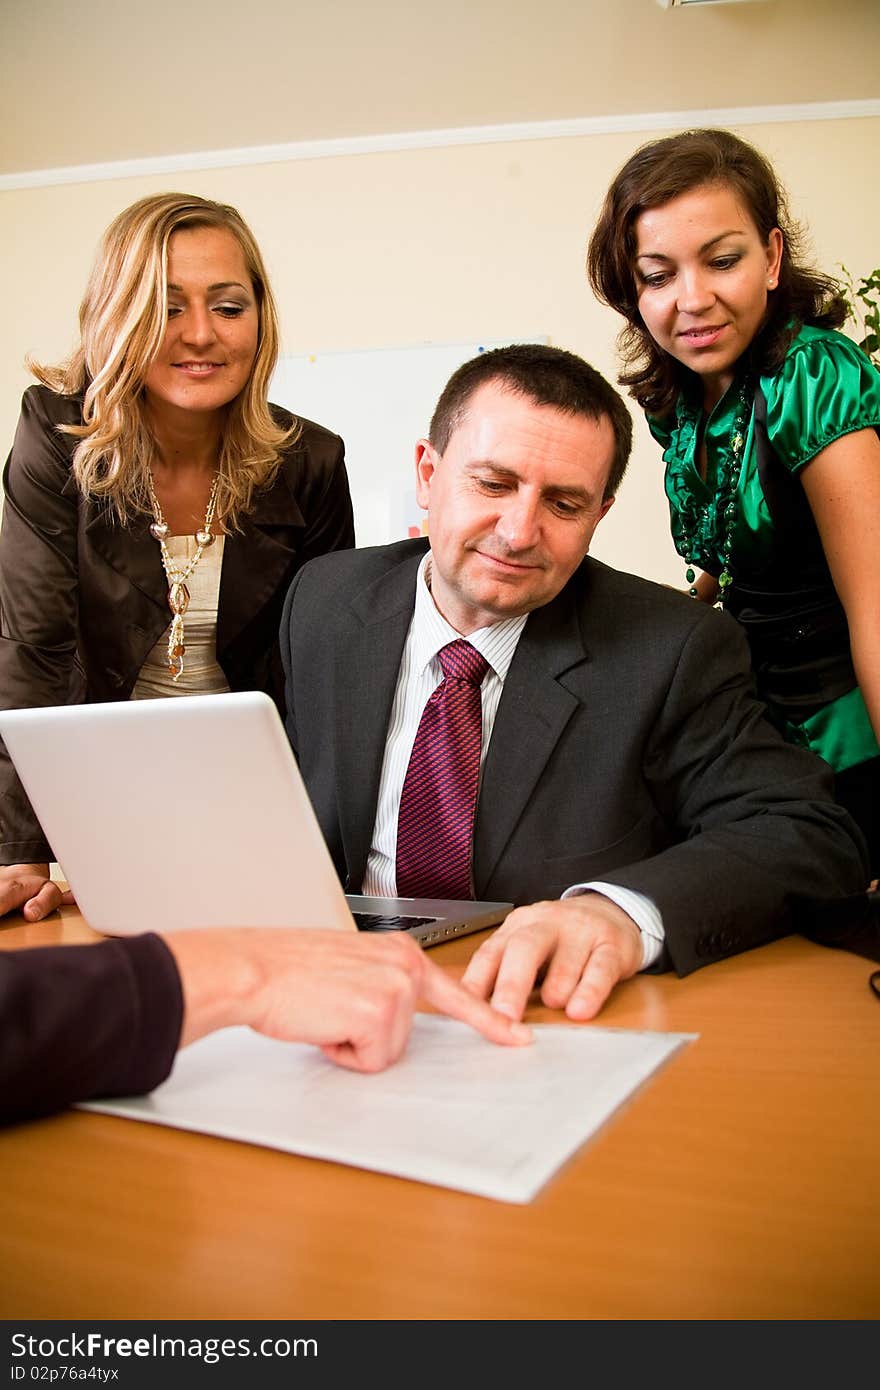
3 0 878 172
2 114 878 584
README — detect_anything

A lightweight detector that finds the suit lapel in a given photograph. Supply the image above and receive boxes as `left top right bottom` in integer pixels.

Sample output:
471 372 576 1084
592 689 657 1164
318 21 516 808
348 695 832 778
216 483 305 655
473 584 587 893
86 481 307 657
333 552 424 887
87 477 305 653
84 506 168 615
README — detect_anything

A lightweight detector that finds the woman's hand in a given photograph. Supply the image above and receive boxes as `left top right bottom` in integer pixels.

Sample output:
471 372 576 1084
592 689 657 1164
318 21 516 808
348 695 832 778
166 928 533 1065
0 864 75 921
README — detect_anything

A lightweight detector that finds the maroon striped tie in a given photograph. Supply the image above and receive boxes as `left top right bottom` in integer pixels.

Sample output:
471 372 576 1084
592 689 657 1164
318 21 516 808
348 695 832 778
395 640 489 900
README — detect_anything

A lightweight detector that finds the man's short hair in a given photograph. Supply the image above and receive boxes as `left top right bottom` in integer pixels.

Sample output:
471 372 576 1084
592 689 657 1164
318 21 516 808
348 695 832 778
428 343 633 499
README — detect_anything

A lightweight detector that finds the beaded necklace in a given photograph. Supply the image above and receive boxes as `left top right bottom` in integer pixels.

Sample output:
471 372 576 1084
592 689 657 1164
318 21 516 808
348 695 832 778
147 471 221 681
680 377 752 610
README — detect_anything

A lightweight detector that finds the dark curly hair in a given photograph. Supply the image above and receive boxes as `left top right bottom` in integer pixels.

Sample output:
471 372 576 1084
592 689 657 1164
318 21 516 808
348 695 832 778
587 128 847 417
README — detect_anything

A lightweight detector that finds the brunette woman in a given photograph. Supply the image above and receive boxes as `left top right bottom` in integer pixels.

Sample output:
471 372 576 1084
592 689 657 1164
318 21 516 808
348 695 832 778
588 128 880 875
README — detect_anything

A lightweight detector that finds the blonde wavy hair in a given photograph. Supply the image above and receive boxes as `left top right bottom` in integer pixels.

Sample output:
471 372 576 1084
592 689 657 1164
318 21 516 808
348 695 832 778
31 192 297 526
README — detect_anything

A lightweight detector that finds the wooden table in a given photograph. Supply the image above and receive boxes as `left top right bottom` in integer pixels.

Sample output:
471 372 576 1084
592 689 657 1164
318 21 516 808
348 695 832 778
1 908 878 1319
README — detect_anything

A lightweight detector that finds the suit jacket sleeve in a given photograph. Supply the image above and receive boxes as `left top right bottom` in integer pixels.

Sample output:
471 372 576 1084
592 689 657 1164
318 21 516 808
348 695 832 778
0 387 81 864
0 933 183 1125
601 604 868 974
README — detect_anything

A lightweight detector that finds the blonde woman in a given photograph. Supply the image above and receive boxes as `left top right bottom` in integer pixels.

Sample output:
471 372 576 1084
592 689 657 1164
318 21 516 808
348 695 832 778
0 193 354 919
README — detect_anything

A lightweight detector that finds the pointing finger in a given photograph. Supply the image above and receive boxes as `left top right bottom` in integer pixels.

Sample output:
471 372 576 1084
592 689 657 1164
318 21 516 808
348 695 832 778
421 960 533 1046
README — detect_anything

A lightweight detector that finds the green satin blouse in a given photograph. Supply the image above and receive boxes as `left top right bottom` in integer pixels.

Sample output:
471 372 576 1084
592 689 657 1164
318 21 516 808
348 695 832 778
647 324 880 773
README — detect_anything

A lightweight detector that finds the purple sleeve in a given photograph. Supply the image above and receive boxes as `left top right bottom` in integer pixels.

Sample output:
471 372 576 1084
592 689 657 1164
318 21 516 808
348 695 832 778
0 932 183 1124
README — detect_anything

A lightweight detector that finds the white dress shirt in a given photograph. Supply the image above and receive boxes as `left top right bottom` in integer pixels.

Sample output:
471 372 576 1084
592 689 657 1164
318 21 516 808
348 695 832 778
363 554 664 969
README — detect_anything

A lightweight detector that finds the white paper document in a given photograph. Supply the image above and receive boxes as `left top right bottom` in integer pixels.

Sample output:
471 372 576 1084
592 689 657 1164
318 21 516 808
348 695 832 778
82 1017 695 1203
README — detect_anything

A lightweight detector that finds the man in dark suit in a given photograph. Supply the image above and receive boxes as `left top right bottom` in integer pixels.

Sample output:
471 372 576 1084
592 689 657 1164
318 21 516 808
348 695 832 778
281 344 867 1022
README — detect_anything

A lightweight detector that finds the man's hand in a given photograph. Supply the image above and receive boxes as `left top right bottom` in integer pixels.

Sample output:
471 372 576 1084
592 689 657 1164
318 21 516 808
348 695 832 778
461 895 644 1022
0 864 75 921
165 927 533 1072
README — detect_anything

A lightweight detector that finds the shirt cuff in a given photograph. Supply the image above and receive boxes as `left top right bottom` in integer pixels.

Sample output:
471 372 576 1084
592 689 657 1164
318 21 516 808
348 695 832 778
561 881 665 970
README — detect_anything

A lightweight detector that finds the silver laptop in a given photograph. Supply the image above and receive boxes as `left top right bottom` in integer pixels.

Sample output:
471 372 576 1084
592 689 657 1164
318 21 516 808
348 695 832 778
0 692 511 945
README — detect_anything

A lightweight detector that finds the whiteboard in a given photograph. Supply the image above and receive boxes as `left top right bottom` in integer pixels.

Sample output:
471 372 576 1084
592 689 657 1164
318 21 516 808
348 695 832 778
270 338 548 546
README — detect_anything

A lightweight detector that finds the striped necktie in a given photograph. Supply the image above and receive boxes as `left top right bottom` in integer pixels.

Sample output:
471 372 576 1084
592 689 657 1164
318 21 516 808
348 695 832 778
395 640 489 900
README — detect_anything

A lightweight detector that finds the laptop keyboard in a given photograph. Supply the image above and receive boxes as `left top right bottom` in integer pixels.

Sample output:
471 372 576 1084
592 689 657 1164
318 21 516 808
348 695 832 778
352 912 439 932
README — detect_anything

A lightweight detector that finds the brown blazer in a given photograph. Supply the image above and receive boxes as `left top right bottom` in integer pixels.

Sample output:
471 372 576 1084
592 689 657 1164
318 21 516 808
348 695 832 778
0 385 355 864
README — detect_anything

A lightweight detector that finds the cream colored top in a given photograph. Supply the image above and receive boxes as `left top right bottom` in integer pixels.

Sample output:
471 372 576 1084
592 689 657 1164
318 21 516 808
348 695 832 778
130 537 230 700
